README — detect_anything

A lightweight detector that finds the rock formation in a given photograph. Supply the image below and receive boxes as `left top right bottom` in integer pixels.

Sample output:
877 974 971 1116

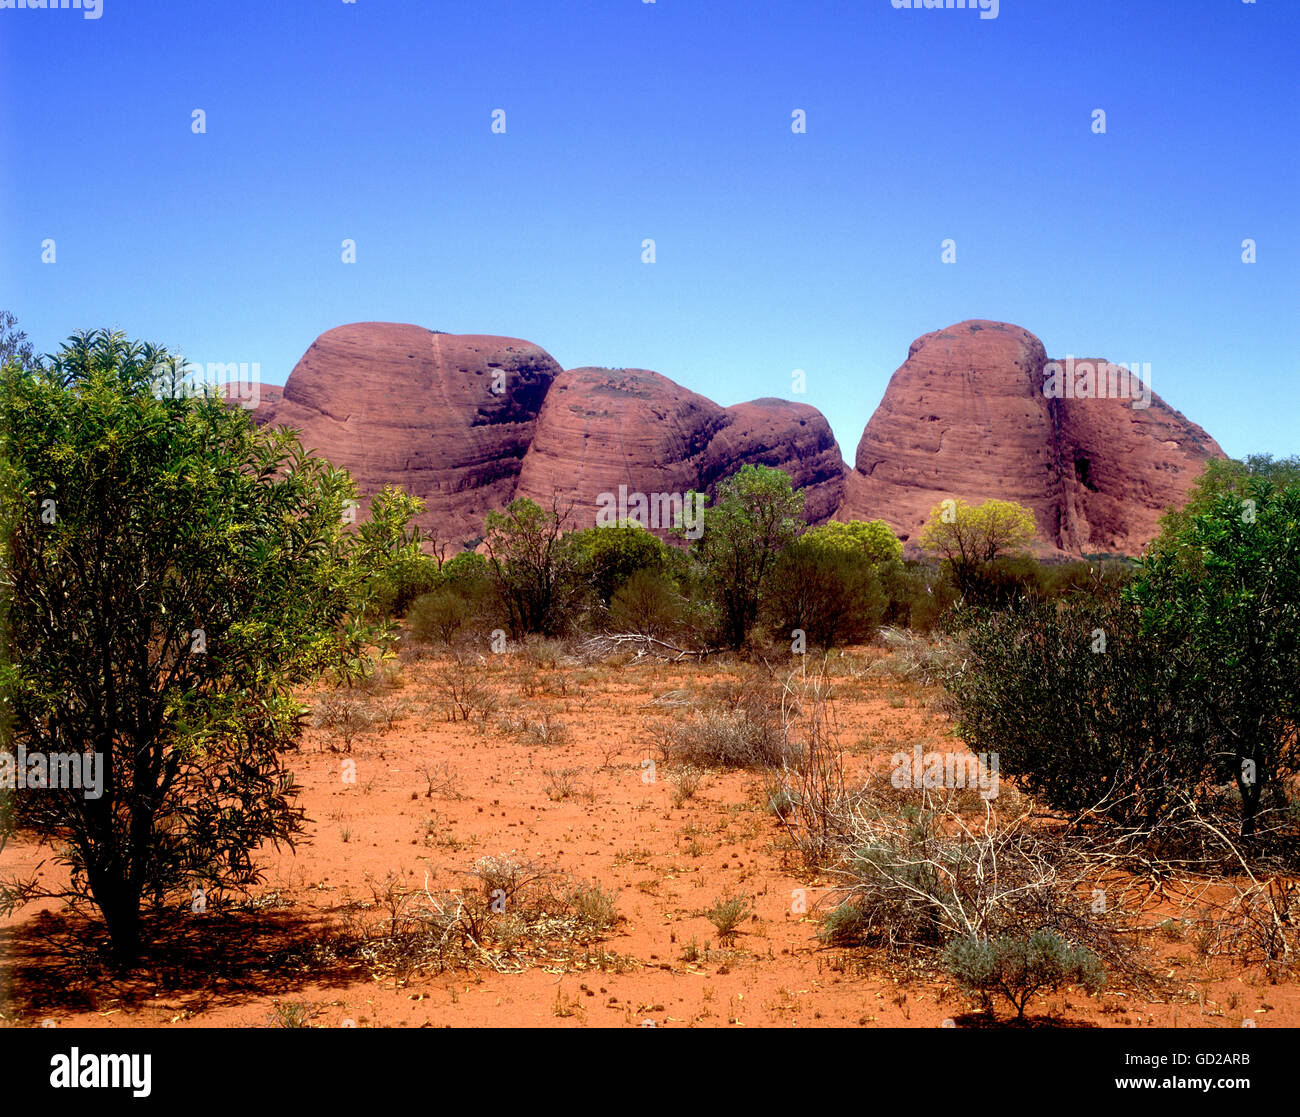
253 323 562 543
838 320 1224 554
514 367 845 530
250 319 1225 555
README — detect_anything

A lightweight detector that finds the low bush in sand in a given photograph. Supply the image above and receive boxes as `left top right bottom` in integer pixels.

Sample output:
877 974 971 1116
944 930 1107 1020
664 707 796 770
429 653 498 723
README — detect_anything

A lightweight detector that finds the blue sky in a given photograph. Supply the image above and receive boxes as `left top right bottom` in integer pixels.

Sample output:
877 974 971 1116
2 0 1296 461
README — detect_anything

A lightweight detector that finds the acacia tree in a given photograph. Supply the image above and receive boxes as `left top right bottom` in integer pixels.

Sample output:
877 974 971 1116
919 497 1036 600
801 518 902 568
483 495 580 638
0 330 372 963
695 465 805 648
1129 476 1300 838
0 310 38 371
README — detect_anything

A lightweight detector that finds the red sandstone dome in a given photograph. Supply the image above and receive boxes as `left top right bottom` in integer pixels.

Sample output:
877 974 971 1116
514 367 846 531
837 320 1225 554
251 319 1225 555
254 323 562 543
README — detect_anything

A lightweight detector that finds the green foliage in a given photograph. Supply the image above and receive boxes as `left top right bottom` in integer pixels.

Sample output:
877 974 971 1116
407 589 475 645
944 930 1106 1019
0 310 38 372
568 521 670 603
878 560 959 631
763 536 885 649
1129 474 1300 837
703 893 753 945
483 497 581 638
441 549 491 589
1152 454 1300 559
607 565 684 637
695 465 806 649
802 518 902 567
947 470 1300 842
354 485 440 618
0 329 376 961
920 498 1037 602
944 594 1207 827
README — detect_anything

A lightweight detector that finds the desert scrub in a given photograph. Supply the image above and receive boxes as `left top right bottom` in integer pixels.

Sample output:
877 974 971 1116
563 880 620 937
312 692 373 752
266 1002 316 1028
543 766 582 801
665 708 795 770
429 654 498 723
871 626 964 687
704 893 754 945
944 930 1106 1020
671 765 706 806
817 784 1151 995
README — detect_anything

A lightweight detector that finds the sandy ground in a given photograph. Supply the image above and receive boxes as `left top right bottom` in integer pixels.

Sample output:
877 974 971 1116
3 643 1297 1029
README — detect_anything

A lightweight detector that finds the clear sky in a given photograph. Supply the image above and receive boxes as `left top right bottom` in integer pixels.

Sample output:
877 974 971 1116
2 0 1296 461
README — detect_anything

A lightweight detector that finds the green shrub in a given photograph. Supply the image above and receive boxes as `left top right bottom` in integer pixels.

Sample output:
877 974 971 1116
879 561 958 631
407 589 475 645
763 537 885 649
704 893 753 945
944 594 1207 827
569 522 671 603
943 930 1106 1019
608 566 685 637
367 552 443 617
1129 472 1300 838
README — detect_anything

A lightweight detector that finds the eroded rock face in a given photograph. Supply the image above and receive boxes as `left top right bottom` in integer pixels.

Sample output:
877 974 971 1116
513 368 847 532
513 367 727 529
252 319 1225 557
839 320 1224 554
254 323 562 544
704 399 846 525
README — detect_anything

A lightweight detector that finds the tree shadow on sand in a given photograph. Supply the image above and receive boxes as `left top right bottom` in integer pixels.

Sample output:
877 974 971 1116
1 901 361 1024
950 1010 1100 1029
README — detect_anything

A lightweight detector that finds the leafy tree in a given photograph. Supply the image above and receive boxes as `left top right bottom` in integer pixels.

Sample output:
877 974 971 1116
0 310 38 372
0 330 372 963
483 496 580 638
801 519 902 568
919 498 1037 601
695 465 805 649
1128 475 1300 838
567 521 669 604
356 484 440 617
944 931 1105 1020
763 538 885 649
1148 454 1300 565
